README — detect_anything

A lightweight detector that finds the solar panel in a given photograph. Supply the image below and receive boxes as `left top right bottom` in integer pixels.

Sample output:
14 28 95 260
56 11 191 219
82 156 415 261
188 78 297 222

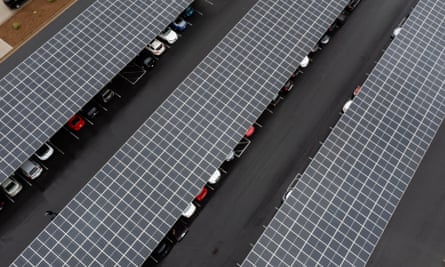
0 0 193 181
12 0 350 265
242 0 445 266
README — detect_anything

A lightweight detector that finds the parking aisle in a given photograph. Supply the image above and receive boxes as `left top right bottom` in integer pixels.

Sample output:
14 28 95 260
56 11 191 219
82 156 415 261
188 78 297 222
0 0 261 264
157 0 419 266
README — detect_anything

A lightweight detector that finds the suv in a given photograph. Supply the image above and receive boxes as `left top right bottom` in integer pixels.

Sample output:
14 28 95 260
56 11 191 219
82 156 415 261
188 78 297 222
3 0 28 9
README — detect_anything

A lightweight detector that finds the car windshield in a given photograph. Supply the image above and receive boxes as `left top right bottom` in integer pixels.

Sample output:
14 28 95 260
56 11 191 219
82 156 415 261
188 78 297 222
31 167 39 175
162 29 171 35
5 182 15 191
71 117 80 124
36 145 48 156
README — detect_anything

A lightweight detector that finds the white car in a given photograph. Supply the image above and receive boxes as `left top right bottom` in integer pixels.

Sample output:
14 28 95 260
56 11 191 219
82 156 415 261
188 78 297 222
158 28 178 45
1 177 23 197
392 27 402 38
225 150 235 161
182 203 197 218
300 56 310 68
35 143 54 161
342 99 353 113
207 169 222 185
20 159 43 179
146 39 166 56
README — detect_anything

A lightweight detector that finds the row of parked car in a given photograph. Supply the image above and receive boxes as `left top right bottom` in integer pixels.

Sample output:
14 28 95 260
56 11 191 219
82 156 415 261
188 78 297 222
147 1 364 263
147 124 256 264
0 4 198 209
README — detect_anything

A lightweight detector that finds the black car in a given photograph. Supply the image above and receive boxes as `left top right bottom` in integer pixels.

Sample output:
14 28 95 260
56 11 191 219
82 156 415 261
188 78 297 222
3 0 28 9
98 88 115 104
135 50 156 70
81 102 100 119
346 0 361 12
167 220 189 243
149 238 174 263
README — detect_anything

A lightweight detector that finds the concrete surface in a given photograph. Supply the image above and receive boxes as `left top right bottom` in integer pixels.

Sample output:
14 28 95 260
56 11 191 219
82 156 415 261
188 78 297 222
0 1 15 25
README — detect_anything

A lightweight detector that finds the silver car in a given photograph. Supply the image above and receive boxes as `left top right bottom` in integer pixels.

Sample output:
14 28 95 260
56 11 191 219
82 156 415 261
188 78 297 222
1 177 23 197
20 159 43 180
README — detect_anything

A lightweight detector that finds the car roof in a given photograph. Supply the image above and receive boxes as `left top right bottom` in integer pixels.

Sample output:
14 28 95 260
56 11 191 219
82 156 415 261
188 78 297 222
21 160 36 172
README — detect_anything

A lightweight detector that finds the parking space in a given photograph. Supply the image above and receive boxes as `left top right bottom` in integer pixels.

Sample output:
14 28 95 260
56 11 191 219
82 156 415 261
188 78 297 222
0 0 264 264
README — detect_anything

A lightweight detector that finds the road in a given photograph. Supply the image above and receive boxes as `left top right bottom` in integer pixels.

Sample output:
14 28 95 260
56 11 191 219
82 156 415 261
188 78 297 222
0 0 259 265
157 0 421 266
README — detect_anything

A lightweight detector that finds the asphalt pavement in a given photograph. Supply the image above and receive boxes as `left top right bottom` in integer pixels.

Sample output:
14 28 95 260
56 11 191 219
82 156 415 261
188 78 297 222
1 0 442 266
0 0 260 265
157 0 421 266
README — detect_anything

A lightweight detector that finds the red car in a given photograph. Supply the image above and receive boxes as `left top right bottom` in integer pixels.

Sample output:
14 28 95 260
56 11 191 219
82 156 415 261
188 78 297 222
67 114 86 131
245 125 255 138
195 187 208 202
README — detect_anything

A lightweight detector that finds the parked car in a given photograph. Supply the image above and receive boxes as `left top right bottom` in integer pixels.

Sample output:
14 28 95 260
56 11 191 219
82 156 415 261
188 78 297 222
182 6 195 17
35 143 54 161
195 187 208 202
171 17 187 32
1 177 23 197
135 50 156 70
20 159 43 180
82 103 100 119
342 99 353 113
150 238 174 263
282 175 300 202
245 125 256 138
329 12 348 32
207 169 221 185
225 150 235 162
159 28 179 45
343 85 361 113
391 16 408 38
99 88 115 104
300 56 310 68
167 220 189 242
182 203 197 219
346 0 361 12
146 39 166 56
67 114 86 131
3 0 28 9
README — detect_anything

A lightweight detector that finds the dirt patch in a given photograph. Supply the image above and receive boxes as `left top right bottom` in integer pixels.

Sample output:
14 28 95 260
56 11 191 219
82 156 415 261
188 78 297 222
0 0 76 62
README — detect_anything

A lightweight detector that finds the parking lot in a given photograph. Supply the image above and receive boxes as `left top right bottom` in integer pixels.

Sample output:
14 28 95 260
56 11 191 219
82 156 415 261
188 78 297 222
1 0 440 266
0 0 260 264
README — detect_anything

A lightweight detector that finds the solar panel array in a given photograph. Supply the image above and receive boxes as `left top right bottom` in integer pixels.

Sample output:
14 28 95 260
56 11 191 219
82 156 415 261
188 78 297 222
242 0 445 266
12 0 351 265
0 0 193 181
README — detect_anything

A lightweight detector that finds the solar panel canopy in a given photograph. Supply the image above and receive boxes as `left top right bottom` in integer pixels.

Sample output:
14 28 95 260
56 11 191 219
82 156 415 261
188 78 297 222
12 0 351 265
0 0 193 182
242 0 445 266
